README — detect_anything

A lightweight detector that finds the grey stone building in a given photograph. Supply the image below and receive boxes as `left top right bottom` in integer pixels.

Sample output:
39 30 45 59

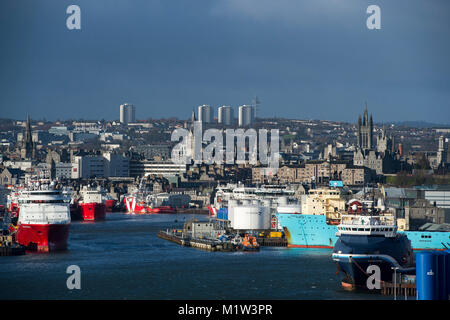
357 105 373 150
404 199 448 230
353 106 401 174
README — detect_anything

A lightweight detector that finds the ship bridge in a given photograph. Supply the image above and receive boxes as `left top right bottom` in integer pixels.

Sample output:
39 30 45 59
337 214 397 237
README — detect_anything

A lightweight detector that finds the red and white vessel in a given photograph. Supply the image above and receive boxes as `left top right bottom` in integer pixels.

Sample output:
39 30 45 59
124 179 154 214
15 184 71 252
124 191 178 214
123 180 178 214
124 194 161 214
124 195 177 214
79 186 106 221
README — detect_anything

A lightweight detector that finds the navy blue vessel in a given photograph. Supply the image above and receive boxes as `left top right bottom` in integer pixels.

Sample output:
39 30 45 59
332 208 415 290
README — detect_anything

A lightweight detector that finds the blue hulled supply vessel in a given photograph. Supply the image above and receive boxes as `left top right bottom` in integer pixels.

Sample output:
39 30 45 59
276 198 450 251
332 211 415 290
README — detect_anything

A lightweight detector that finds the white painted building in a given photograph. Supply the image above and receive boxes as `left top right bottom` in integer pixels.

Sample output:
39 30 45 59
71 153 129 179
120 103 136 124
129 160 186 178
71 155 106 179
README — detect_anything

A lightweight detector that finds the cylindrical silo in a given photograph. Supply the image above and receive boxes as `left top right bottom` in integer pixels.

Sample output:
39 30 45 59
416 251 439 300
228 200 238 229
262 199 272 208
233 205 266 230
436 251 448 300
277 197 288 205
446 250 450 300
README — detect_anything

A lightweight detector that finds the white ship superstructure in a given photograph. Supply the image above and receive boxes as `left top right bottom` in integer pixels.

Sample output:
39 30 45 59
16 184 71 252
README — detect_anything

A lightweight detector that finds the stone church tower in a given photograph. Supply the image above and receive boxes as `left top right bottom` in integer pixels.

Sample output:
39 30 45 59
357 104 373 150
437 136 447 165
377 127 394 154
21 115 35 160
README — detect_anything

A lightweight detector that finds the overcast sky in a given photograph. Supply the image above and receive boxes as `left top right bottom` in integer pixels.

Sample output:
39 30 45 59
1 0 449 123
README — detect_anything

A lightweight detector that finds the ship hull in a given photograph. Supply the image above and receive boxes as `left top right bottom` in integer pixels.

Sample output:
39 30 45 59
124 197 147 214
153 206 176 214
70 204 82 221
332 234 415 289
80 203 106 221
123 197 171 214
333 255 412 289
105 199 115 212
16 223 70 252
276 213 450 250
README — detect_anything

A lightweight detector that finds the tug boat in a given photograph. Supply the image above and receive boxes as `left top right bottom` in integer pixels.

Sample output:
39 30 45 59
124 178 153 214
332 205 415 290
15 184 71 252
124 195 150 214
124 196 175 214
79 186 106 221
240 234 260 251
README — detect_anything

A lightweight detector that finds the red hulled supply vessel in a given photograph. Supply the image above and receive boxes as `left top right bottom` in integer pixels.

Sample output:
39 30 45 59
123 180 181 214
79 186 106 221
15 184 71 252
124 179 154 214
124 195 156 214
124 194 177 214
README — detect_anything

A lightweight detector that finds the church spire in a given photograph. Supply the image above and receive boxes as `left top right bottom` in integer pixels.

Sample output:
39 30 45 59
363 102 368 126
22 114 35 159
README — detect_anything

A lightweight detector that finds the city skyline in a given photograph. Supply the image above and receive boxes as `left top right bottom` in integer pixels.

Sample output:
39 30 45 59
1 0 449 123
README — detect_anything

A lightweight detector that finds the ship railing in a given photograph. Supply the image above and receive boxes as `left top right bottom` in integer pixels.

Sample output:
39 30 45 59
340 214 395 227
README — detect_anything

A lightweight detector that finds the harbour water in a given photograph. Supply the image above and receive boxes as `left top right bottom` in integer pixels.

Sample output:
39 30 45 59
0 213 390 300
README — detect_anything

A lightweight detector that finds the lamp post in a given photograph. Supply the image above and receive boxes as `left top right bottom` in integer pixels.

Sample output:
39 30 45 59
391 267 399 300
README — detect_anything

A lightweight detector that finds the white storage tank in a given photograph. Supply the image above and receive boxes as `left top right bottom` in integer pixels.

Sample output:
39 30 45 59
262 199 272 207
277 204 302 214
232 205 270 230
277 197 288 205
228 200 238 229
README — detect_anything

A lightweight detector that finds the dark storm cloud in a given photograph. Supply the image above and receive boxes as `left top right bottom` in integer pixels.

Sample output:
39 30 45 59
0 0 449 123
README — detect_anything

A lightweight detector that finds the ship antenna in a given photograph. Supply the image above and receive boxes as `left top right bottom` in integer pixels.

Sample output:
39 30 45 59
372 184 375 212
